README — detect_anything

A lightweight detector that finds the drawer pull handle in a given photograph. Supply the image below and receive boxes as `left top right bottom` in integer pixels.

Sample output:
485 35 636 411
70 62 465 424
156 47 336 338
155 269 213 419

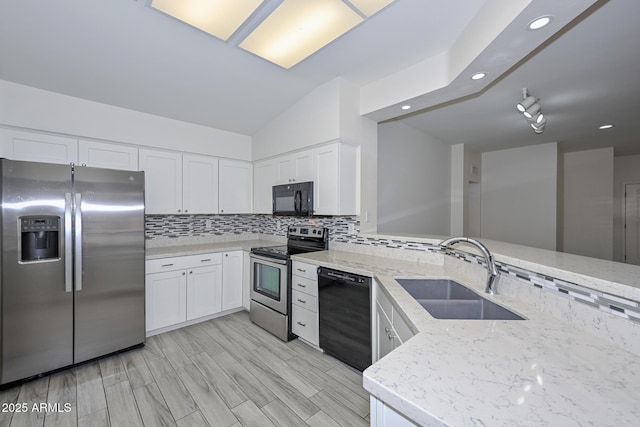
296 321 306 327
200 259 212 262
384 327 392 333
297 283 307 288
161 263 174 267
182 272 186 276
387 333 395 341
297 268 306 273
297 298 306 304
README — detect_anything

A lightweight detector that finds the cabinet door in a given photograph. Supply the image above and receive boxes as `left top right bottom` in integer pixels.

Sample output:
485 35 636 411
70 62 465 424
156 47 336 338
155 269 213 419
139 149 183 214
78 140 138 171
146 270 187 332
276 155 295 183
313 143 357 215
221 251 243 311
219 159 252 213
183 154 219 214
186 265 222 320
293 151 314 182
0 128 78 164
276 151 314 184
376 304 395 361
253 159 276 214
313 144 339 215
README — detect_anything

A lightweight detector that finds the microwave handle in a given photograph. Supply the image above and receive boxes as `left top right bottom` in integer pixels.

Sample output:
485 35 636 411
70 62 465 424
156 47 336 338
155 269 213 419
294 190 302 214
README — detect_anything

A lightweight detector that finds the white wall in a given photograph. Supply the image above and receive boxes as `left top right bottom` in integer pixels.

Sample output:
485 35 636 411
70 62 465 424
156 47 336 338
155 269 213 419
0 80 252 160
481 142 558 250
563 148 614 260
251 79 341 160
377 122 450 234
614 154 640 262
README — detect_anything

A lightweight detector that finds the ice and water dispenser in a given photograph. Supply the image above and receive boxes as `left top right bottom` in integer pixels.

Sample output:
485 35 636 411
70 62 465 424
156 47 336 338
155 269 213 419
19 216 60 262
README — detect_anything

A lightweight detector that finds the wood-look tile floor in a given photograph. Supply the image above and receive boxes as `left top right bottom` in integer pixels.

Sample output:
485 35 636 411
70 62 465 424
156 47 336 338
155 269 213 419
0 311 370 427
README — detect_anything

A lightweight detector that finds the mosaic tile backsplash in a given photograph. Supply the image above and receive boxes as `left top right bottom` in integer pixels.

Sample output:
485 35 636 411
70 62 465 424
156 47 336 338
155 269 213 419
145 214 359 240
146 214 640 324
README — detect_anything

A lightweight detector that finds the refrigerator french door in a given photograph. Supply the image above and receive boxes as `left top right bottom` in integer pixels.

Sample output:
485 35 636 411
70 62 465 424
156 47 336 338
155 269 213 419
0 159 145 386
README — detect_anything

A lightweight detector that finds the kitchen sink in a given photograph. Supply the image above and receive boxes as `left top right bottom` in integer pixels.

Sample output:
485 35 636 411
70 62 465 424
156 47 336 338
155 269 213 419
395 278 480 300
395 278 525 320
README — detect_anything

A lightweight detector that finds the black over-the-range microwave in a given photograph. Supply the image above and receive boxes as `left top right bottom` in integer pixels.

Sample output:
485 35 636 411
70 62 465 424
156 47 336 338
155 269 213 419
272 181 313 216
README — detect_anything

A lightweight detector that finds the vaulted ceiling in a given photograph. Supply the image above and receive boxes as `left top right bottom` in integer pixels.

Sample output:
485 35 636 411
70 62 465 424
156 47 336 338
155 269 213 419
1 0 637 155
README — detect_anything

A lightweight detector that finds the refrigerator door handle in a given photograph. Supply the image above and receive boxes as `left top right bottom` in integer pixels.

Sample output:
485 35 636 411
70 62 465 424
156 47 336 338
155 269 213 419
75 193 83 292
64 193 73 293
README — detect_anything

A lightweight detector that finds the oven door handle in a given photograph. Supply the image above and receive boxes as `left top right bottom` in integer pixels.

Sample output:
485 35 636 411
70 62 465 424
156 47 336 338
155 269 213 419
250 253 288 266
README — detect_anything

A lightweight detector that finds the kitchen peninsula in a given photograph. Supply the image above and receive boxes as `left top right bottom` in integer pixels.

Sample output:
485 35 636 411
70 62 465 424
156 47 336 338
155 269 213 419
291 234 640 427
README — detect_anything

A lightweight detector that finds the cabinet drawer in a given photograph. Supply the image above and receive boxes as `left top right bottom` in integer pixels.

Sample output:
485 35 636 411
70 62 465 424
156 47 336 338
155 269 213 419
291 275 318 297
292 289 317 312
181 253 223 268
291 304 319 345
147 253 222 274
291 261 317 281
146 257 192 273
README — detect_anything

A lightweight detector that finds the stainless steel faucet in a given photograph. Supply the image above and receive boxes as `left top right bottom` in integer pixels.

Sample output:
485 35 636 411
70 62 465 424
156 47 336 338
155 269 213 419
439 237 499 294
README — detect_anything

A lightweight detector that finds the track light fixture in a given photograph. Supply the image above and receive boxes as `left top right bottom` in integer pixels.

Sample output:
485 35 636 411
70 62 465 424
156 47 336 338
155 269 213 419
517 88 546 134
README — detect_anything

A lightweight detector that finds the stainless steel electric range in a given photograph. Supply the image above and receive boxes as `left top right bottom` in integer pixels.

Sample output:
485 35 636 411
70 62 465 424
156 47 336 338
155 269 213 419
249 226 328 341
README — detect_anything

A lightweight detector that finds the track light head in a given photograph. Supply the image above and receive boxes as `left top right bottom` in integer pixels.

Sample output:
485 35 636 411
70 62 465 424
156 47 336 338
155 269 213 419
517 96 536 112
531 117 547 133
523 103 541 119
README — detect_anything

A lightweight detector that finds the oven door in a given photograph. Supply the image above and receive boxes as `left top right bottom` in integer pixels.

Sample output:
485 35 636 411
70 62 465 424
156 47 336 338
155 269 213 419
250 254 288 314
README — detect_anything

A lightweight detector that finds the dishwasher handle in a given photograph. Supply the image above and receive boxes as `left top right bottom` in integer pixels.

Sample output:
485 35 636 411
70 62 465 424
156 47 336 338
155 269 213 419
318 267 370 285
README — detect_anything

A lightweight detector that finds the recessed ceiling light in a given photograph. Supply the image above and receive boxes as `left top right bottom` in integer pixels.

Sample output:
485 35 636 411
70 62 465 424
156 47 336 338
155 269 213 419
401 105 411 110
528 15 553 31
471 72 486 80
599 124 613 130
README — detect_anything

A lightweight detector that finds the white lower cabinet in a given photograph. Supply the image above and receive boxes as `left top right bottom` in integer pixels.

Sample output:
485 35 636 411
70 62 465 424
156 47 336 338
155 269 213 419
186 264 222 320
291 261 319 345
146 269 187 331
374 282 415 362
145 251 244 334
376 304 397 360
370 396 417 427
221 251 243 311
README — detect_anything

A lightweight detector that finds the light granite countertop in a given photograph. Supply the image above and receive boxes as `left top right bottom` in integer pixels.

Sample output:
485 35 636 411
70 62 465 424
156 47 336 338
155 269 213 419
145 238 282 260
292 250 640 427
363 233 640 301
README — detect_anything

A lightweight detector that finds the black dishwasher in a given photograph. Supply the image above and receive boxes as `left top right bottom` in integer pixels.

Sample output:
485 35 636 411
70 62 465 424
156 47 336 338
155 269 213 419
318 267 371 371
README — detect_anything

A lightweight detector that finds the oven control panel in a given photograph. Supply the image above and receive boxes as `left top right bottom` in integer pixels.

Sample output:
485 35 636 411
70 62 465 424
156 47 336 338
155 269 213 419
288 226 326 239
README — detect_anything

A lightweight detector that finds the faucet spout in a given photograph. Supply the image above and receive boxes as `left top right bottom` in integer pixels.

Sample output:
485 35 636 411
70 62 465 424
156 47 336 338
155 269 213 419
439 237 499 294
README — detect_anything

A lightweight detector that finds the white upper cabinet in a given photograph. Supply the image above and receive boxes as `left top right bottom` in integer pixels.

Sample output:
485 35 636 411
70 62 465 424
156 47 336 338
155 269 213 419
253 159 277 214
219 159 252 214
183 154 219 214
252 142 359 216
139 148 183 214
276 151 314 184
78 139 138 171
0 128 78 165
313 142 358 215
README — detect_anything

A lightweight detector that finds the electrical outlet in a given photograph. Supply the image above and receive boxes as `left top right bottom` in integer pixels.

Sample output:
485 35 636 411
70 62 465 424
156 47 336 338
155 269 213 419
205 219 211 229
348 223 356 235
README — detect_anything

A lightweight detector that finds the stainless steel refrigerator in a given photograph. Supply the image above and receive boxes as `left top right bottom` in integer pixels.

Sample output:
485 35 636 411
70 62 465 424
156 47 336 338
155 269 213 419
0 158 145 386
